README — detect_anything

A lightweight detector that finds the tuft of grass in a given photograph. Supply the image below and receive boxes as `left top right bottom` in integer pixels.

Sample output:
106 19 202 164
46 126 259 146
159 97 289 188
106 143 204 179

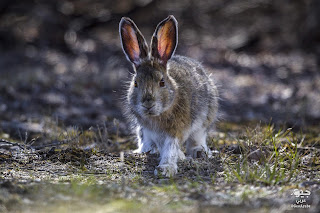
222 124 302 185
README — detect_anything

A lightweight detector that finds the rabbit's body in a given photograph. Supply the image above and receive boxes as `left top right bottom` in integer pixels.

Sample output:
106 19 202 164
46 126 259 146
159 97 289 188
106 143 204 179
120 16 218 176
133 55 218 147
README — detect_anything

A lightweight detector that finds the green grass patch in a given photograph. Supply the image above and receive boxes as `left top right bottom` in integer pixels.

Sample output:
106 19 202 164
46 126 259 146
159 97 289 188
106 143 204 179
222 124 312 185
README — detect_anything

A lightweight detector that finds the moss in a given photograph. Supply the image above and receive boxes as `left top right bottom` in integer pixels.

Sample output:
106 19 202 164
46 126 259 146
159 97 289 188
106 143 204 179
105 199 143 212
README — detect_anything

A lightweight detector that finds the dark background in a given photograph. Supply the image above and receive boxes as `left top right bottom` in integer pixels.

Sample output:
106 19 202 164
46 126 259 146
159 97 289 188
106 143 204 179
0 0 319 139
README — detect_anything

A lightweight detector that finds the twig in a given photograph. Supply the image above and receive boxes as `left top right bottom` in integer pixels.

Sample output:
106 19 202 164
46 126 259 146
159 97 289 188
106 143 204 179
31 131 83 150
0 138 29 149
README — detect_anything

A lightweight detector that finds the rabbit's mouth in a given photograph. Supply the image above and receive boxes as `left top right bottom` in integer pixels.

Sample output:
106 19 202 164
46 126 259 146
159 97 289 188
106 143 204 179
141 105 159 117
145 111 157 116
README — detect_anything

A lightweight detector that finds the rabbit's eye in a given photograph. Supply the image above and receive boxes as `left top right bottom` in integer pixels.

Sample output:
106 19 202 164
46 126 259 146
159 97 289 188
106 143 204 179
134 81 138 88
159 78 165 87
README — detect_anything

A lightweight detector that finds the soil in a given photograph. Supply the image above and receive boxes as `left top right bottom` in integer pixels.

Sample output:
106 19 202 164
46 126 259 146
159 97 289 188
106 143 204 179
0 1 319 212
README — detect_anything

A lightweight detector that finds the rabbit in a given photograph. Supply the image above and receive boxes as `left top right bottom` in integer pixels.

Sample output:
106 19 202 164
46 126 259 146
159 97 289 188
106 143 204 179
119 15 218 177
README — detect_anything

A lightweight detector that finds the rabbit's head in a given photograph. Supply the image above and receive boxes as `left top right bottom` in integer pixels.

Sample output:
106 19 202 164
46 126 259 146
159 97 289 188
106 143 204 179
120 16 178 117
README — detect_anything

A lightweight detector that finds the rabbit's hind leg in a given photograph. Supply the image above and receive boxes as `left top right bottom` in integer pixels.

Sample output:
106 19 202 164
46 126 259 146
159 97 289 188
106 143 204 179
186 128 212 158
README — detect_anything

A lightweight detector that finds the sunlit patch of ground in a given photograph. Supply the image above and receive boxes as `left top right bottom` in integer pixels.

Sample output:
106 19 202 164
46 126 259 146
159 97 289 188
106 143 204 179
0 122 319 212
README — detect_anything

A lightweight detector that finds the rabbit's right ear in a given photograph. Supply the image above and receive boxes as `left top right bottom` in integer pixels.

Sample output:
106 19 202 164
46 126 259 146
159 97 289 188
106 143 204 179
119 17 148 66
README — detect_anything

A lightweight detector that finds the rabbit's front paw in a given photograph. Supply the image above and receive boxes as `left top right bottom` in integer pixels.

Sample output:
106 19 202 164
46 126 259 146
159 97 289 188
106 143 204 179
178 149 186 160
154 164 177 177
134 146 158 154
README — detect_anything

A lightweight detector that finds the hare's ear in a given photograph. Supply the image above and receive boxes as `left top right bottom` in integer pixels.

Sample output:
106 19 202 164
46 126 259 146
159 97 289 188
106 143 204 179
119 17 148 66
151 15 178 65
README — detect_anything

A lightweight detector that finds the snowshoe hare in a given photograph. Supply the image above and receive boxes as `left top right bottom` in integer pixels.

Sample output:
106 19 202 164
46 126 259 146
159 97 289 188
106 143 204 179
119 15 218 177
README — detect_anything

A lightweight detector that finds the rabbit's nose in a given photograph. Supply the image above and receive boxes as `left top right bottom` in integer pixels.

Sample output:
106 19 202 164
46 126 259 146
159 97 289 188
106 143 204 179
142 94 154 103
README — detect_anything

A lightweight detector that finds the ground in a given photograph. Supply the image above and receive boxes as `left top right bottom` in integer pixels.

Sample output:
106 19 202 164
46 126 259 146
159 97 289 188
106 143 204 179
1 122 319 212
0 1 320 212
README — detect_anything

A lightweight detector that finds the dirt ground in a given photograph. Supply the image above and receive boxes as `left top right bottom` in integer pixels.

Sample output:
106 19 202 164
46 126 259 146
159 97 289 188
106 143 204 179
0 0 320 212
1 122 319 213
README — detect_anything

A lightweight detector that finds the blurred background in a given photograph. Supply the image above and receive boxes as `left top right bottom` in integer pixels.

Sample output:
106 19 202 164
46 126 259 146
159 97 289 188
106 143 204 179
0 0 319 141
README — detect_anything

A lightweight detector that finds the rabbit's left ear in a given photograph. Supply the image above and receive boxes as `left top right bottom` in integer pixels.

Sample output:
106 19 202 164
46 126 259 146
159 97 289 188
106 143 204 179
151 15 178 66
